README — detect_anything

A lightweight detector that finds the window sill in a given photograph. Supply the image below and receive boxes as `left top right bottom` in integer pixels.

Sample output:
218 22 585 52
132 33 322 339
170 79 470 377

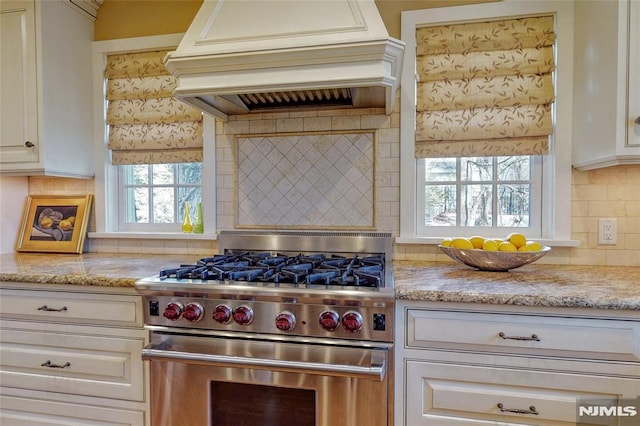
88 232 218 241
395 237 580 247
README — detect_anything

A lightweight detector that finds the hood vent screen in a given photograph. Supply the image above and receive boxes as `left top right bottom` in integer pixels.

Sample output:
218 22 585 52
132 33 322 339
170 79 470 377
237 89 352 111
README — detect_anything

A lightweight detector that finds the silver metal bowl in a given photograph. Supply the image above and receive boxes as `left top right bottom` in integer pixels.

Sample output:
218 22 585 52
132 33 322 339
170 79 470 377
438 245 551 271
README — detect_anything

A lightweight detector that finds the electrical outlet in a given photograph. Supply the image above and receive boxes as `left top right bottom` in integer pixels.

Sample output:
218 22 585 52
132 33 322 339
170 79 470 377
598 218 617 245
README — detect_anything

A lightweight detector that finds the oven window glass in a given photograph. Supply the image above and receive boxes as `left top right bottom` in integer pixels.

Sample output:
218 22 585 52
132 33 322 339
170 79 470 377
210 381 315 425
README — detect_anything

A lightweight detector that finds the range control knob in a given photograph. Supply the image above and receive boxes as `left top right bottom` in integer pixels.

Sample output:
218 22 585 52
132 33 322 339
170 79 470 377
212 304 232 324
342 311 363 333
232 305 254 325
318 310 340 331
275 311 296 331
163 302 183 321
182 302 204 322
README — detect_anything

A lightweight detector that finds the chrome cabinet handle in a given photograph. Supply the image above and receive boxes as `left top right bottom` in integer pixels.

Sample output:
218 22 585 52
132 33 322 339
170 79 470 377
635 116 640 125
41 360 71 369
24 141 35 148
498 332 540 341
37 305 68 312
497 403 539 415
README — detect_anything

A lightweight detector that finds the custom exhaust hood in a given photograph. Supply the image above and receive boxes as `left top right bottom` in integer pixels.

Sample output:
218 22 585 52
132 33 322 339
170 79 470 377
163 0 404 121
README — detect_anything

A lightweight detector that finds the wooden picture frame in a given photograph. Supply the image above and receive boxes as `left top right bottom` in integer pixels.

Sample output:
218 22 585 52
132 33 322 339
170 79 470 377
16 195 93 254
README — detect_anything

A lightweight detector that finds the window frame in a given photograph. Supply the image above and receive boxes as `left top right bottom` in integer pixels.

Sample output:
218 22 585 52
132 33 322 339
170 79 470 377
92 34 216 237
416 155 543 238
399 0 576 245
117 162 203 232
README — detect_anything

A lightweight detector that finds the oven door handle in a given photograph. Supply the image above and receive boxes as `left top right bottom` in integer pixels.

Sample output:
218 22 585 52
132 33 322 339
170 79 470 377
142 346 386 381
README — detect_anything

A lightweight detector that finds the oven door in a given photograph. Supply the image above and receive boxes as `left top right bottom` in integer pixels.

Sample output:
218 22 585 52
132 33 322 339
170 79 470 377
142 331 392 426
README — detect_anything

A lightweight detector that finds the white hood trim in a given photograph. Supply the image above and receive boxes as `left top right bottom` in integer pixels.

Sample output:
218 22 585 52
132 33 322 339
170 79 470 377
164 0 404 120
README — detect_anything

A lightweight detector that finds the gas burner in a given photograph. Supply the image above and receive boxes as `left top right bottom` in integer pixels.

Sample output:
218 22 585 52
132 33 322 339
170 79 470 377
158 251 384 288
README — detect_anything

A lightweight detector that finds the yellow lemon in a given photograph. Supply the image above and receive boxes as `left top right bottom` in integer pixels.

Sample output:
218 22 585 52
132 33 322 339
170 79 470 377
482 239 499 251
469 236 485 249
507 232 527 249
59 219 72 231
451 238 474 250
498 241 518 252
40 217 53 228
441 238 452 247
524 241 543 252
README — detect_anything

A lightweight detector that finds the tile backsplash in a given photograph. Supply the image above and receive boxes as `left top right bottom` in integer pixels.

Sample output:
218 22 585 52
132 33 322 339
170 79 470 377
28 176 94 196
26 108 640 266
236 132 375 228
215 108 399 233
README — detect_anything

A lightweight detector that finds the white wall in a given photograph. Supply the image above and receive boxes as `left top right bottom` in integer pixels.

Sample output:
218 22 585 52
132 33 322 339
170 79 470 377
0 176 28 253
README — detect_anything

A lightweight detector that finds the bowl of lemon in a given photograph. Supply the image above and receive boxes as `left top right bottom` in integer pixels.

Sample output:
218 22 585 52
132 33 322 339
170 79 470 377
439 233 550 272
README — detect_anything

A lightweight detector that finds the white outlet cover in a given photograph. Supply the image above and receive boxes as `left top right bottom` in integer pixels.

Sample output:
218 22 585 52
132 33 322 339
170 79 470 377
598 218 617 245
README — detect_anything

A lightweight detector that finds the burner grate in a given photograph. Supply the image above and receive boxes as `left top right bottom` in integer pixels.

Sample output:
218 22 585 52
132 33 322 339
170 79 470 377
157 251 384 288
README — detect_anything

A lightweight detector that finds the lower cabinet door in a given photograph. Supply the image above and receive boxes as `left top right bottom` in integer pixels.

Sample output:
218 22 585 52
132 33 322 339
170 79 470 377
405 360 639 425
0 394 144 426
0 327 145 401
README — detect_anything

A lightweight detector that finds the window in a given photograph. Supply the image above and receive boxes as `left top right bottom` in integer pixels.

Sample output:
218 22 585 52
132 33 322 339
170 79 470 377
418 155 542 237
119 163 202 231
93 34 215 236
399 1 574 244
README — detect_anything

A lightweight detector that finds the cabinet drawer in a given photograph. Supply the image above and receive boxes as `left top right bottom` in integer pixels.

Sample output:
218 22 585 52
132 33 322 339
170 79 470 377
405 360 639 425
407 309 640 362
0 288 142 327
0 327 144 401
0 394 144 426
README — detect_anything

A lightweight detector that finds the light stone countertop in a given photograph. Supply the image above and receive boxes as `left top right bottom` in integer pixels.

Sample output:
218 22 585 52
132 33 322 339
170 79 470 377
394 261 640 310
1 253 639 311
0 252 198 288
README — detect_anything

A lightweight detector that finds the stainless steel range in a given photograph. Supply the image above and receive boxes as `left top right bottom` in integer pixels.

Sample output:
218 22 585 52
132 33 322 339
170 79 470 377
135 230 395 426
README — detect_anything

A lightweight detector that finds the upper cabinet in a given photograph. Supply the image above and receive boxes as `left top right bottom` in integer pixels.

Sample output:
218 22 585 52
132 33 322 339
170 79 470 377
573 0 640 170
0 0 94 178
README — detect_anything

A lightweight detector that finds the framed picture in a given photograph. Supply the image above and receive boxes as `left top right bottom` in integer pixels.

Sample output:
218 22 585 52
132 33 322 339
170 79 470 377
16 195 93 254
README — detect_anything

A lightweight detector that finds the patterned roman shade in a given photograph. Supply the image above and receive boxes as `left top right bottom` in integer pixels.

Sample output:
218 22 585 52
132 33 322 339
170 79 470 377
105 50 203 165
414 16 555 158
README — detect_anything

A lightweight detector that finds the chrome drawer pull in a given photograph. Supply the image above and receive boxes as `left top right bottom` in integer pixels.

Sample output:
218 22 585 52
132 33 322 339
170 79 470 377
497 403 539 415
498 332 540 341
37 305 68 312
41 360 71 369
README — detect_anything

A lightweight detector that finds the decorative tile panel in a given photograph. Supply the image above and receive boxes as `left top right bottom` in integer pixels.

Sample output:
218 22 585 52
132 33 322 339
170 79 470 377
236 133 374 228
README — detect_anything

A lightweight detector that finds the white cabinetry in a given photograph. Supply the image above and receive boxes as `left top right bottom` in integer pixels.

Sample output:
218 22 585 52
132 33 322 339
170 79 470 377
395 301 640 425
573 0 640 170
0 0 94 177
0 283 148 425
